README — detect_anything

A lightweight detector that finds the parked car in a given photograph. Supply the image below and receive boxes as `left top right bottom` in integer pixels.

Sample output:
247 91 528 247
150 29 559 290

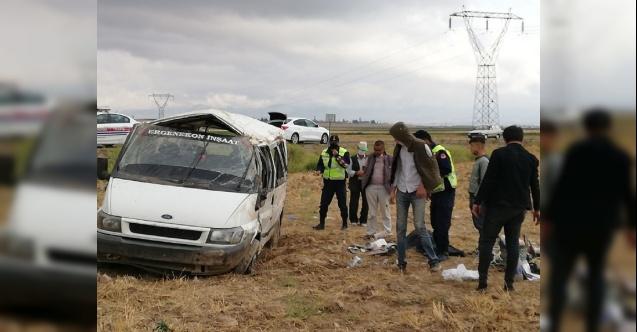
97 110 288 275
268 113 328 144
267 112 287 128
467 125 503 140
97 111 138 146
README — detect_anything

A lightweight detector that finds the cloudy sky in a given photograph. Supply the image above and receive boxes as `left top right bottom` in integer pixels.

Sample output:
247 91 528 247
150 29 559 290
98 0 541 125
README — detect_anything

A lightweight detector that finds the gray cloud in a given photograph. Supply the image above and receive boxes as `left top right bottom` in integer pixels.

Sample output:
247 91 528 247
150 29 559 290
98 0 540 125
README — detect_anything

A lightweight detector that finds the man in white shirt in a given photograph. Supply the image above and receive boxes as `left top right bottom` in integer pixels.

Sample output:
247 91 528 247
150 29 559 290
389 123 442 273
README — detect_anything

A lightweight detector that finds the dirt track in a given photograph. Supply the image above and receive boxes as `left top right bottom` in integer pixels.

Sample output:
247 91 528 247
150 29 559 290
97 137 541 331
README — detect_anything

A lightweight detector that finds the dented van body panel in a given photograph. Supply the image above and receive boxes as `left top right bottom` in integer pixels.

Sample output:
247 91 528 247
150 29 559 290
97 109 287 275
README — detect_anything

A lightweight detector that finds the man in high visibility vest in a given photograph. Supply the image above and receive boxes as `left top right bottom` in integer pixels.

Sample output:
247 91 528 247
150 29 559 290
314 135 350 230
415 130 457 260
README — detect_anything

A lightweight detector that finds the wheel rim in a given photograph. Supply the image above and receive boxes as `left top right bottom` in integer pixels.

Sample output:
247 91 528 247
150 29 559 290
321 134 327 144
292 134 299 144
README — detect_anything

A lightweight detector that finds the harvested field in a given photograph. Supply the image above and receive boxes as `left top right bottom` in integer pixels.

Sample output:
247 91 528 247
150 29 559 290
97 132 541 331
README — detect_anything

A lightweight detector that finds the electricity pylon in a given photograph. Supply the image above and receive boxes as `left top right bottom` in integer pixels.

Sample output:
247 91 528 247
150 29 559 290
149 93 174 119
450 8 523 129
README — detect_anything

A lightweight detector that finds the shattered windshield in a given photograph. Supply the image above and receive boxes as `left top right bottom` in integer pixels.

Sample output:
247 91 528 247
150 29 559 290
114 124 257 193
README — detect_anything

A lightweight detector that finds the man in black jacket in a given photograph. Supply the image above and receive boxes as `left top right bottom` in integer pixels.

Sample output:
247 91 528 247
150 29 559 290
472 125 540 292
544 110 636 332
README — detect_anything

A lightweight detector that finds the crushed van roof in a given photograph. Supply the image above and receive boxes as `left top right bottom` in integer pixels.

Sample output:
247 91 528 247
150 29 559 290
151 109 284 144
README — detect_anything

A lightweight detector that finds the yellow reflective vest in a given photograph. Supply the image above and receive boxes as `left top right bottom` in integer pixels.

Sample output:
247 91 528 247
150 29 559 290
432 145 457 192
321 147 348 180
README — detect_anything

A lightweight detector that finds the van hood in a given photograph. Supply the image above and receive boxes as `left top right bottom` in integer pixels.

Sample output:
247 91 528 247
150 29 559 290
106 178 254 228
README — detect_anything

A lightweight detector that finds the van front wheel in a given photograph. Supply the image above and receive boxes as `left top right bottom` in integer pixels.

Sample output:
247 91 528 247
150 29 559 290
235 239 260 275
269 217 282 248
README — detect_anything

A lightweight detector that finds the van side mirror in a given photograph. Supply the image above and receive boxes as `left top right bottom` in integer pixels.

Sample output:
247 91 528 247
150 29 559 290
97 157 110 180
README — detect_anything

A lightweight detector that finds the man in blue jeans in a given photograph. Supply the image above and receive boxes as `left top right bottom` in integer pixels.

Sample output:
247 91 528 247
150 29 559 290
389 122 443 273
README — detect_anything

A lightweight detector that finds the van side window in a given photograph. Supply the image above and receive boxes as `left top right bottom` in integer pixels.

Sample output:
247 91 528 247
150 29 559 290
259 146 275 190
257 150 268 192
277 141 287 170
273 146 285 185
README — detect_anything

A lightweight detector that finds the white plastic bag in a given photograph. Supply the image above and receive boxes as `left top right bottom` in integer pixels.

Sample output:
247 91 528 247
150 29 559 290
442 264 480 281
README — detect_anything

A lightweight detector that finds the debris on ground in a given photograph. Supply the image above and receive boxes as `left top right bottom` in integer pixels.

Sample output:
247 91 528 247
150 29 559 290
442 264 480 281
348 256 362 268
347 239 397 256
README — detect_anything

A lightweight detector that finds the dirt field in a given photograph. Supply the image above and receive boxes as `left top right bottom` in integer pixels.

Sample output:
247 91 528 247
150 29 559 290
97 132 541 331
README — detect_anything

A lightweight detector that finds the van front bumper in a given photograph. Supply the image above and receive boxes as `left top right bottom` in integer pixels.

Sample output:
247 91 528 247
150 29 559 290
97 232 256 275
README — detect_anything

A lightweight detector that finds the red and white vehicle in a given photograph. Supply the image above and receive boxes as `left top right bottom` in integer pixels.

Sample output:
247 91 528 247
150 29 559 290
97 111 138 145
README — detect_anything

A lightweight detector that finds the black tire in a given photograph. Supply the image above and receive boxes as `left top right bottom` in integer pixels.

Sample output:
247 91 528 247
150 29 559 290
268 216 282 248
320 133 328 144
291 133 300 144
234 239 260 275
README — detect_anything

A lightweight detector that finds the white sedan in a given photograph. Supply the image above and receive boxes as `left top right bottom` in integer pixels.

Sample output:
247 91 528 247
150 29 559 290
280 117 329 144
97 111 138 145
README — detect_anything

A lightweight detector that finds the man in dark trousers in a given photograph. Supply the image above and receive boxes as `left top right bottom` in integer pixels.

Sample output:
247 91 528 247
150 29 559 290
347 141 369 226
415 130 457 260
544 110 636 332
314 135 350 230
472 125 540 292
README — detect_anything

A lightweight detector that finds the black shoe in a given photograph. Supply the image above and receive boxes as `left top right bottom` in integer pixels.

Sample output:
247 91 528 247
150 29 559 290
313 224 325 230
398 262 407 273
438 253 449 262
504 283 515 292
341 224 348 230
476 283 488 292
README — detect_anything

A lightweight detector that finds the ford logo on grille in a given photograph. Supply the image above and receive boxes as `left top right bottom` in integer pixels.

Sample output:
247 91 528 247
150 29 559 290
161 214 173 220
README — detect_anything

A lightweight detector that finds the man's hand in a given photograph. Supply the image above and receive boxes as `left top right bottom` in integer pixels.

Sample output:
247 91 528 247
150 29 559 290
472 204 481 218
416 184 427 199
533 210 541 225
314 170 322 176
390 188 396 205
356 170 365 177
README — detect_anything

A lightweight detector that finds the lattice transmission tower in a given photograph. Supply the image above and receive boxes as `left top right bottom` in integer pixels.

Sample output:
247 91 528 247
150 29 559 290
149 93 174 119
450 8 523 129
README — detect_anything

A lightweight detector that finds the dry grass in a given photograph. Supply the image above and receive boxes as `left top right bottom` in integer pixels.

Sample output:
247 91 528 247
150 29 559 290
97 133 541 331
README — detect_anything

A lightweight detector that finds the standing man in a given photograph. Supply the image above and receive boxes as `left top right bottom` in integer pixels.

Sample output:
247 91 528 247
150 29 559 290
314 135 350 231
415 130 457 261
361 140 393 238
347 142 369 226
472 125 540 292
468 135 490 234
544 110 635 332
389 122 442 273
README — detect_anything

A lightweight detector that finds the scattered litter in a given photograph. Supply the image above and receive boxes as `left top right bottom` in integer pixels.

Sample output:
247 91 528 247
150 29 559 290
368 239 387 251
442 264 480 281
348 256 362 268
519 260 540 281
494 234 542 281
347 240 397 256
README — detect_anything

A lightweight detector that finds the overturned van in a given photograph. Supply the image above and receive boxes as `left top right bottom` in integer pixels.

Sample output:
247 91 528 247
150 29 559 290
97 110 288 275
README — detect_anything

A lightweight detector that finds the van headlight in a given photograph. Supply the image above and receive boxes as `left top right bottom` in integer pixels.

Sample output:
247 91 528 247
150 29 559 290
208 227 244 245
97 210 122 232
